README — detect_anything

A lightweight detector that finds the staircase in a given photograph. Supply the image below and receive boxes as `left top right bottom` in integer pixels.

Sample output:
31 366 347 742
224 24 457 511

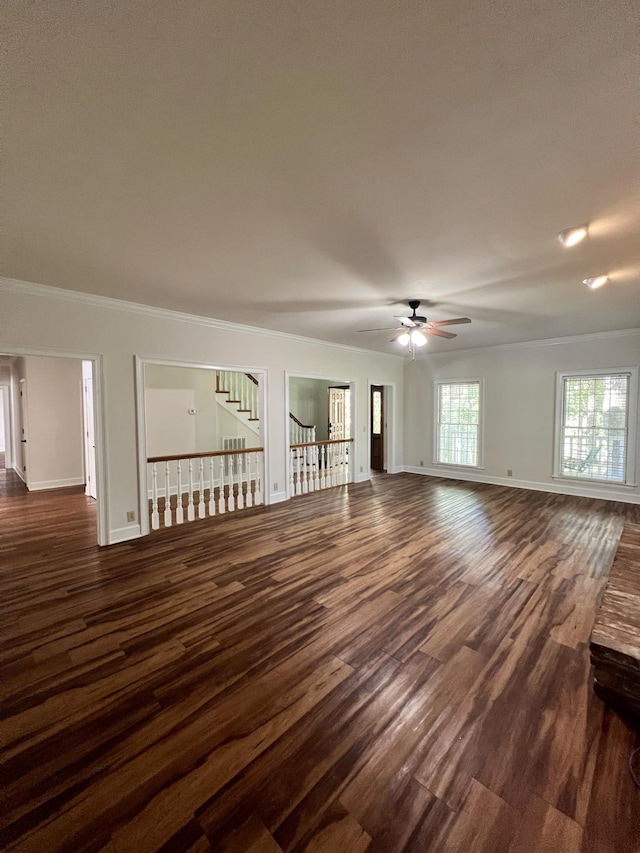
215 371 316 444
215 371 260 436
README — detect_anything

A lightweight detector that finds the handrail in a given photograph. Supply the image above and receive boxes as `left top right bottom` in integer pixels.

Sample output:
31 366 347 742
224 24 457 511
245 373 259 386
148 447 264 463
290 438 353 449
289 412 316 430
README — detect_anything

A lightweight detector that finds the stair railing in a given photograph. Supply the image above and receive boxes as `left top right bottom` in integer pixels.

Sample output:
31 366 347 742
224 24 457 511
289 438 353 496
147 446 264 530
289 412 316 444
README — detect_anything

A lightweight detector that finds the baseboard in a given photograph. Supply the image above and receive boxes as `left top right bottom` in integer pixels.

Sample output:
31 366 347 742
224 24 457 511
357 471 371 483
108 524 142 544
12 465 26 483
403 466 639 505
28 476 85 491
269 491 288 504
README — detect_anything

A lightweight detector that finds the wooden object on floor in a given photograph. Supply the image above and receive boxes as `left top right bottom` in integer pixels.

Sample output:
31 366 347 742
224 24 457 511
1 468 639 852
590 522 640 719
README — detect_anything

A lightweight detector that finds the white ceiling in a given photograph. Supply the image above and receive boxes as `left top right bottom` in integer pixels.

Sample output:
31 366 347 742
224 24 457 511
4 0 640 353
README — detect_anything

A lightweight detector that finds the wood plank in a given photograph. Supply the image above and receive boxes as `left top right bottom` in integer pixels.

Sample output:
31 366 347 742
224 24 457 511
1 467 639 852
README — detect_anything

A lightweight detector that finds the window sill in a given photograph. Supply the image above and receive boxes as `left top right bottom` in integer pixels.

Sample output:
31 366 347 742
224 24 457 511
552 474 636 489
431 462 484 471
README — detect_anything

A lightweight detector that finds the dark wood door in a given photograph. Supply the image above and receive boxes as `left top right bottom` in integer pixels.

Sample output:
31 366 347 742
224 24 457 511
370 385 384 471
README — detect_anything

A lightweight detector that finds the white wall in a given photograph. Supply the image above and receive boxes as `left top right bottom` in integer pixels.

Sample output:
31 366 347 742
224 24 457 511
144 364 257 457
0 280 405 543
403 331 640 503
289 377 336 440
20 356 84 490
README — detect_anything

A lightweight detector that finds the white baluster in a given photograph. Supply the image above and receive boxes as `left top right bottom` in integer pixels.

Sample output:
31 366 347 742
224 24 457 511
251 378 257 418
289 448 295 496
308 446 316 492
208 457 216 515
176 461 184 523
241 374 248 411
218 456 226 513
330 445 337 487
345 442 350 483
295 449 302 495
228 454 235 512
255 451 263 505
245 452 253 508
164 461 172 527
237 453 244 510
198 458 206 518
151 463 159 529
320 445 326 490
313 445 321 490
302 447 309 494
187 459 195 521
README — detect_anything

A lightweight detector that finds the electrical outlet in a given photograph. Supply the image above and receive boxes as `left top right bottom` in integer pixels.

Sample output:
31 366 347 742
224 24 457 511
274 482 278 491
420 460 424 467
127 510 136 522
360 465 363 472
507 469 513 477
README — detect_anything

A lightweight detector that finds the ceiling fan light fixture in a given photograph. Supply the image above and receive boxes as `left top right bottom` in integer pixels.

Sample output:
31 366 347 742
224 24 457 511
583 274 608 289
557 225 588 247
397 331 411 346
410 329 427 346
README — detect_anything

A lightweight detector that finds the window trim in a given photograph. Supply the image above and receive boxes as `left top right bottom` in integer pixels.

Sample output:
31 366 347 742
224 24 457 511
553 366 638 487
433 378 484 469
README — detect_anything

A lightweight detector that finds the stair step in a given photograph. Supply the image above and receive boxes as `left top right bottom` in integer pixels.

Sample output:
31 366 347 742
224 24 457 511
248 418 259 422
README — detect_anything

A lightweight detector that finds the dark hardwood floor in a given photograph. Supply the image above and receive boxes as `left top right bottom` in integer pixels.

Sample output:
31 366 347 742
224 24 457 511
1 468 639 852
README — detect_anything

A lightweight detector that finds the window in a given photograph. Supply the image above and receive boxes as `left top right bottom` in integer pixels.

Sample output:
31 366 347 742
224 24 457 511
554 368 638 485
435 380 482 467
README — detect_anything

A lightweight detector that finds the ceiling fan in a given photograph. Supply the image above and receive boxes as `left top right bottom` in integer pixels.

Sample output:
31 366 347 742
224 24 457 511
358 300 471 357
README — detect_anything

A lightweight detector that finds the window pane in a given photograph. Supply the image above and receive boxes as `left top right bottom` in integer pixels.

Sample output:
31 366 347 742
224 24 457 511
560 373 629 482
437 381 480 467
372 391 381 435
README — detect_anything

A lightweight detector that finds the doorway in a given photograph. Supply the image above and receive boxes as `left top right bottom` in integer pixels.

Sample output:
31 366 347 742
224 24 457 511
328 386 351 440
0 351 106 545
82 361 97 500
370 385 384 471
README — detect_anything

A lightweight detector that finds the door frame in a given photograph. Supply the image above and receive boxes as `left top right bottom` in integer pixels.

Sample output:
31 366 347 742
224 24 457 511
0 384 11 468
367 381 398 476
135 356 270 537
285 371 356 499
0 345 108 546
370 384 385 471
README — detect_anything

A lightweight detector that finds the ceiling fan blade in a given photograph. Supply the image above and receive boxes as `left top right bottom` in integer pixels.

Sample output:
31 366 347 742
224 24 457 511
427 328 457 339
394 317 417 326
429 317 472 327
357 326 403 332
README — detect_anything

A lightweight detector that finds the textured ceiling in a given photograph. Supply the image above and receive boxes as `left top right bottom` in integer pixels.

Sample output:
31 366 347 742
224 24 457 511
4 0 640 353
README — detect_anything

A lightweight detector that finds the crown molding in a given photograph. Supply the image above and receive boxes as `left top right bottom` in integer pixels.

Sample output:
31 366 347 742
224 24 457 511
415 327 640 359
0 277 405 361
